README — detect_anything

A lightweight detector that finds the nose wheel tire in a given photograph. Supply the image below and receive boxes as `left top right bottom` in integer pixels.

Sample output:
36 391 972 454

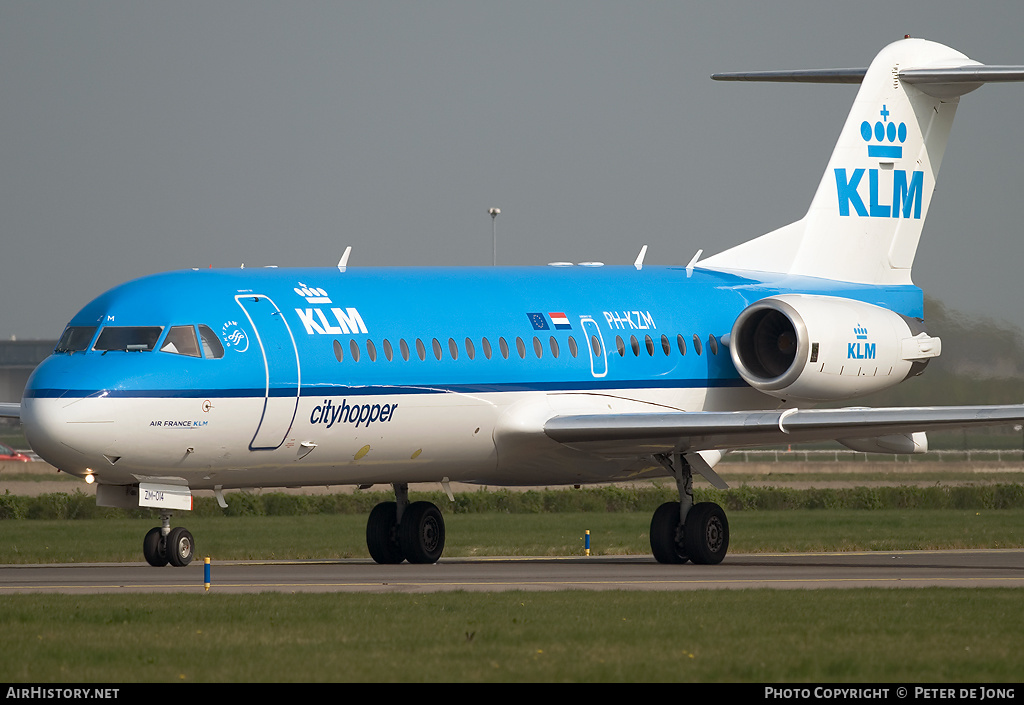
143 526 195 567
143 527 169 567
166 527 195 567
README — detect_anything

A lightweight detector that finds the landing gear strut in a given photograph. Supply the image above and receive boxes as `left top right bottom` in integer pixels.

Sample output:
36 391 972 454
142 511 195 567
366 483 446 564
649 453 729 565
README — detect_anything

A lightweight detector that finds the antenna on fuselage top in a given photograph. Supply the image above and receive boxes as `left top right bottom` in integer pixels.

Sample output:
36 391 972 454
634 245 648 270
685 249 703 277
338 246 352 272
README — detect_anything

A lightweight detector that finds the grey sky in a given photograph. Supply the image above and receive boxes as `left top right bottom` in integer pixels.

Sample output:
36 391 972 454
3 1 1024 340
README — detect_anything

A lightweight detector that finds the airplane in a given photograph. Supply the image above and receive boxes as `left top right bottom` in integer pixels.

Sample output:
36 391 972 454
5 36 1024 568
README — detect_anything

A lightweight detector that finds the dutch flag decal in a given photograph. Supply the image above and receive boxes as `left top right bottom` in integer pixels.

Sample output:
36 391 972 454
549 312 572 330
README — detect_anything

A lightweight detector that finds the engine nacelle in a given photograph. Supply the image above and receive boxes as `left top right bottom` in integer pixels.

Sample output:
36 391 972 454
728 295 941 402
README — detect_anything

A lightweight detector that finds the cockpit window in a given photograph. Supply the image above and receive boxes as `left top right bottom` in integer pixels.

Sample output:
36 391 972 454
198 325 224 359
93 326 163 352
55 326 97 353
160 326 201 357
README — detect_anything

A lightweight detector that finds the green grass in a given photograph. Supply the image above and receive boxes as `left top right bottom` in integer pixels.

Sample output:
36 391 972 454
4 503 1024 682
3 509 1024 564
1 590 1021 682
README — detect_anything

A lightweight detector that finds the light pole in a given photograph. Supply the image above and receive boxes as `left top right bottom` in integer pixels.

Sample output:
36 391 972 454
489 208 500 266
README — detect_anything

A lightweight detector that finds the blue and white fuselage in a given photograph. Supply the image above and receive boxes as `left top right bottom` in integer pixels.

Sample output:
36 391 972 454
22 265 924 490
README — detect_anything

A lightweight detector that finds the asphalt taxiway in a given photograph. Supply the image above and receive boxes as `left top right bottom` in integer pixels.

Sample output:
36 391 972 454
1 550 1021 594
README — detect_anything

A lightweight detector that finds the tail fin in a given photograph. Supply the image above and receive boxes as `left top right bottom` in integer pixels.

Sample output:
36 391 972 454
700 38 1024 285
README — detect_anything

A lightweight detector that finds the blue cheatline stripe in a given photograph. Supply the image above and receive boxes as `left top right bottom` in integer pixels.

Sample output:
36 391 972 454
23 377 748 400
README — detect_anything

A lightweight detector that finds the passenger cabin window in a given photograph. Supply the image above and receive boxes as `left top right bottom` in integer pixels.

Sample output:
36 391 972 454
160 326 201 357
55 326 97 353
94 326 163 352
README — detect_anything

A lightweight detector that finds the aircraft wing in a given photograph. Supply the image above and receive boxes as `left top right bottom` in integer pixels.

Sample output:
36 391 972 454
0 403 20 420
544 404 1024 456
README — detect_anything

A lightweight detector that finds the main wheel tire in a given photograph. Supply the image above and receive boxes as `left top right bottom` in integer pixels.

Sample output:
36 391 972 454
166 526 195 567
143 527 169 567
399 501 445 564
366 502 404 564
650 501 688 564
683 502 729 565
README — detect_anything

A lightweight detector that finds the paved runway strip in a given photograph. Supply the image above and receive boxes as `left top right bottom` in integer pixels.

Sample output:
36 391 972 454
1 550 1022 593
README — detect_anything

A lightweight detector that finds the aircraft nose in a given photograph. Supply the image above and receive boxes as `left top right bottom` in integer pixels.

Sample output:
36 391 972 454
21 395 115 477
20 357 115 477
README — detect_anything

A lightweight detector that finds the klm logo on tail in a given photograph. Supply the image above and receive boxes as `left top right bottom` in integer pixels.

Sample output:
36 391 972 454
835 106 924 219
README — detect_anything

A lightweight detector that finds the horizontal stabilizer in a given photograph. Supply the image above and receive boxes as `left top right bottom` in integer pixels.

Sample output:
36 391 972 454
713 61 1024 98
712 68 866 83
713 65 1024 87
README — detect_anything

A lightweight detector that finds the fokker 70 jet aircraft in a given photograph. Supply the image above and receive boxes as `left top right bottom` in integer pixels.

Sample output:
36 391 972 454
6 37 1024 567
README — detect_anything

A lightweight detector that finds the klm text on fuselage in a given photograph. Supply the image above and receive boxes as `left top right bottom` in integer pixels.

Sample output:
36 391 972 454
834 168 923 218
296 307 367 335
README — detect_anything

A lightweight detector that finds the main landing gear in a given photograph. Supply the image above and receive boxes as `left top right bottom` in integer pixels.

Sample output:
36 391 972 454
142 511 195 567
649 453 729 565
366 483 446 564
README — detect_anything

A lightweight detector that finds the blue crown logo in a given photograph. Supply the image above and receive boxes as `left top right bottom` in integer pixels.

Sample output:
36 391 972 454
853 324 868 340
859 106 906 159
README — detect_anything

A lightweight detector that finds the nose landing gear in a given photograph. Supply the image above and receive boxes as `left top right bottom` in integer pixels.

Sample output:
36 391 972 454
142 512 195 567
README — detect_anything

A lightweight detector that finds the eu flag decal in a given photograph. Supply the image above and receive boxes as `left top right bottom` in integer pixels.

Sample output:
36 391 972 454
527 312 549 330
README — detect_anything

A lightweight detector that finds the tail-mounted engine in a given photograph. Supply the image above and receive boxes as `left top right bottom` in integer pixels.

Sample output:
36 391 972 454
728 295 940 402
